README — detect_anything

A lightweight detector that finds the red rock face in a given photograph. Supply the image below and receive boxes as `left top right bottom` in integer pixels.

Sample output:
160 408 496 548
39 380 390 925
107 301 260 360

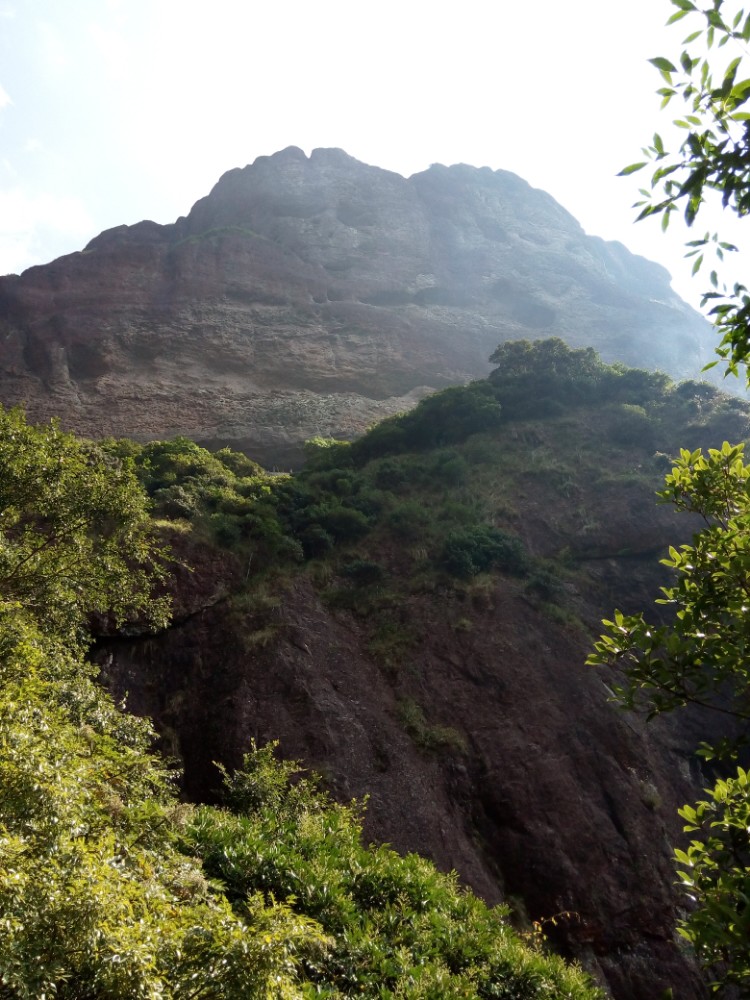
0 147 715 463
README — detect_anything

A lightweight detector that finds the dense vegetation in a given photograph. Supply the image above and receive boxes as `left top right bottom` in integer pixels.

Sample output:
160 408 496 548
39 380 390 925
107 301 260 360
0 403 603 997
3 338 750 995
107 339 749 591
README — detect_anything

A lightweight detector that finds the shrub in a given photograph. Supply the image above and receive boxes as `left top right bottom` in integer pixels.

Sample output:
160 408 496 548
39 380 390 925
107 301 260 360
373 457 409 489
314 503 371 542
525 565 565 603
305 468 358 496
189 745 602 999
386 501 430 541
347 487 390 518
607 403 656 448
297 524 334 558
430 449 470 485
152 484 198 520
341 559 386 586
214 446 264 478
303 436 353 470
441 525 528 578
398 698 468 754
208 511 243 547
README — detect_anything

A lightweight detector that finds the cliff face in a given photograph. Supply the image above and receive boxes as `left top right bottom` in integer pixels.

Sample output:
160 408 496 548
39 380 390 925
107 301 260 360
100 572 710 1000
94 382 749 1000
0 147 713 463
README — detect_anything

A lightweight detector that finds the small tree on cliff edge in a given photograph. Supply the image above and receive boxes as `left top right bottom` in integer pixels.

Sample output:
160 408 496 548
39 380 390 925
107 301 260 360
592 1 750 991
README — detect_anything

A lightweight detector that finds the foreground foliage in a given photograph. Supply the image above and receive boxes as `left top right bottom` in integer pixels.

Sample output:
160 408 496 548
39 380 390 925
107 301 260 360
610 0 750 986
0 407 600 997
623 0 750 378
589 442 750 992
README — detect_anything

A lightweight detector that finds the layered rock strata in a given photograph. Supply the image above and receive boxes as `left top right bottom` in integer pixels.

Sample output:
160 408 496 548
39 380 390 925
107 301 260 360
0 147 714 462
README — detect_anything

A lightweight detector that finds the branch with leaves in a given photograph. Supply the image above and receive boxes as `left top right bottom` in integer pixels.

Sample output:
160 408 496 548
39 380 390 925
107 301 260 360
622 0 750 378
589 443 750 989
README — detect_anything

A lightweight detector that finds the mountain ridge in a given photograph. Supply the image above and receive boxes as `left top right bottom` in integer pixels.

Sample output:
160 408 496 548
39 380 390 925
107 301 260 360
0 147 717 464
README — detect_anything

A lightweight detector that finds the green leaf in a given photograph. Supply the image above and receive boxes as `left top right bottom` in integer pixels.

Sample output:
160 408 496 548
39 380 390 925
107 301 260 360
719 56 742 97
619 162 647 175
635 204 657 222
649 56 678 73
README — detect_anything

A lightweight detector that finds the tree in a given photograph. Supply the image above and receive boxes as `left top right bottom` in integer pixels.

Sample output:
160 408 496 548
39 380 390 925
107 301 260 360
0 407 169 646
589 443 750 990
0 409 329 997
622 0 750 380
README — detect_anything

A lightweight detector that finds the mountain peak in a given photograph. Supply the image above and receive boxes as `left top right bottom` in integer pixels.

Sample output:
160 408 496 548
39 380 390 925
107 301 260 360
0 148 716 464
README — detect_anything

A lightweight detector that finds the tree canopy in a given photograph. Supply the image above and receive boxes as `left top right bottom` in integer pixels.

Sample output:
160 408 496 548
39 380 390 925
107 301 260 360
0 407 169 647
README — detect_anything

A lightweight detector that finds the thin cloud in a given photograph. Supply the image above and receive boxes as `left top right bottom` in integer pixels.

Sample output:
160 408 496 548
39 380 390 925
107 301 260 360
0 188 95 275
0 84 12 109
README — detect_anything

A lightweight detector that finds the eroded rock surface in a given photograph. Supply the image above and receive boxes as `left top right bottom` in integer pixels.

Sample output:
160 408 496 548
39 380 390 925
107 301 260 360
0 147 714 463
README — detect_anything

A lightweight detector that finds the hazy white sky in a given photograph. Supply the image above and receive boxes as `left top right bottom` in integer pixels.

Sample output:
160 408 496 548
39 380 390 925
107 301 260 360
0 0 745 309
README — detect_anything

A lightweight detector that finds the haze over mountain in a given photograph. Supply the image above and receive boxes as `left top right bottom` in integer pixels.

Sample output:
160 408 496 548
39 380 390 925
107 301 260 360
0 147 717 464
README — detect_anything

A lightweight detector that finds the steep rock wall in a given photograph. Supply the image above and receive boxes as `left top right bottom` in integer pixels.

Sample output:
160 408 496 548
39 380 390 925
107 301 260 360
0 147 714 464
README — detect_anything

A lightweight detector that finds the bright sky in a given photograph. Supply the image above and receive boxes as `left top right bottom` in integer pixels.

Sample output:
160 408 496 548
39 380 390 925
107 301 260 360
0 0 745 310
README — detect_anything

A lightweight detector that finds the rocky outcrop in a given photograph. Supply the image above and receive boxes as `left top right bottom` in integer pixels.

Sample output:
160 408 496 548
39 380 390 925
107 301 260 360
0 147 715 464
99 573 711 1000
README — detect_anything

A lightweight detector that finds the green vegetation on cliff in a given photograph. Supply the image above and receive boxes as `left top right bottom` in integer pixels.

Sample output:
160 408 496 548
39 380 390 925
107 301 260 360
0 404 602 997
5 339 750 996
115 338 749 610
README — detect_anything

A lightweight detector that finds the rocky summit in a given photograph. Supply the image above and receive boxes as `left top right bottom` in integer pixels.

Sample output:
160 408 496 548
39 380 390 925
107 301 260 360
0 147 714 463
